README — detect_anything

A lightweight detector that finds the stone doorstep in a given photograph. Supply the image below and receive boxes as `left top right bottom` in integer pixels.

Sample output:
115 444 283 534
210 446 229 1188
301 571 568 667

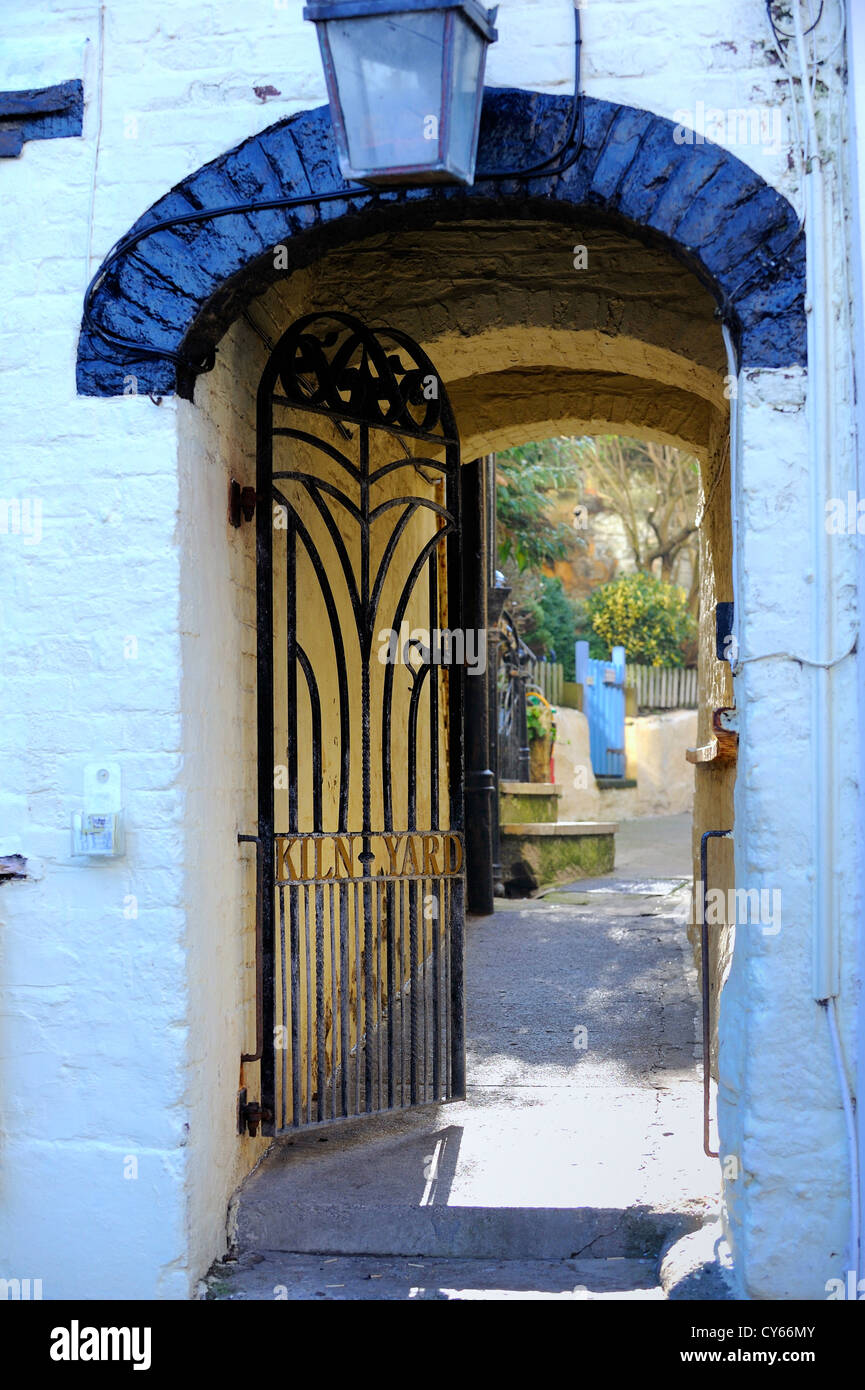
206 1252 666 1301
500 784 563 825
500 821 618 836
235 1201 702 1263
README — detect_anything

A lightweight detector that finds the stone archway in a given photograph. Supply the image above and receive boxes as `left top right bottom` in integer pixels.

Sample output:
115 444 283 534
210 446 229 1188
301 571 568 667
77 89 805 401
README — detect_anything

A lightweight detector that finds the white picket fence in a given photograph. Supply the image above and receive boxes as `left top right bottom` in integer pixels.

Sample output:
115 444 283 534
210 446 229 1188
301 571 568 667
625 663 698 711
525 658 695 711
527 658 564 707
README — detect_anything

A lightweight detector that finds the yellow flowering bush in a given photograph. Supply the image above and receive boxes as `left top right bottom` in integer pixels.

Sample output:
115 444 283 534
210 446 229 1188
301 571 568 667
585 572 695 667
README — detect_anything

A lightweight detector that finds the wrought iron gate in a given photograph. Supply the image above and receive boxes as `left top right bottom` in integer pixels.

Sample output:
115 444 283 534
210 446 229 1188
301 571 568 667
247 311 465 1136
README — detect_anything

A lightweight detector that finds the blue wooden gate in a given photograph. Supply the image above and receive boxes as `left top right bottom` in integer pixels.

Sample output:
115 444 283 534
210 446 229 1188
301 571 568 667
575 642 626 779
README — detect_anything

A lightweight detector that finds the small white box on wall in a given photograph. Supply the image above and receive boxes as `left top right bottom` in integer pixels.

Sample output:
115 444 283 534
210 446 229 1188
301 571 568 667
71 763 124 857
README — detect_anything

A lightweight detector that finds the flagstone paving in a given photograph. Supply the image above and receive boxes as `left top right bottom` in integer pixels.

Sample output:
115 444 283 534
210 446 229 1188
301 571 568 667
207 815 720 1300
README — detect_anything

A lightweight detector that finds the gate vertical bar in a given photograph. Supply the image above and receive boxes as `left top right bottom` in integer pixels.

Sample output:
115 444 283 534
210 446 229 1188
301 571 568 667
447 448 466 1099
286 524 302 1127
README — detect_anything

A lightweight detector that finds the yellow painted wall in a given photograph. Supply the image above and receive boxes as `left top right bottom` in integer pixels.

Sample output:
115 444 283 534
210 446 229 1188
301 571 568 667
689 407 736 1075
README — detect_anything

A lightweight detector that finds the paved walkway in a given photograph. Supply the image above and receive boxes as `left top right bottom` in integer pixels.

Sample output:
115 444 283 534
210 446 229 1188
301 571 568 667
208 815 719 1300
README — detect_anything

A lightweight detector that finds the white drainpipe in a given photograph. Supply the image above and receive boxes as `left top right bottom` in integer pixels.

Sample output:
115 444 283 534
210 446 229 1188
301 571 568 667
721 324 741 667
793 1 859 1285
792 5 836 1006
845 0 865 1288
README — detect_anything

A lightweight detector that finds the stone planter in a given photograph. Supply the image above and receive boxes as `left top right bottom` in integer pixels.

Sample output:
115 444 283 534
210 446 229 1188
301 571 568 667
529 736 552 783
499 821 618 893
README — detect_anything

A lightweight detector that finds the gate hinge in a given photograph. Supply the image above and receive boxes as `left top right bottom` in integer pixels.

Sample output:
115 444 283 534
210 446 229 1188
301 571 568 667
229 479 257 528
238 1090 273 1138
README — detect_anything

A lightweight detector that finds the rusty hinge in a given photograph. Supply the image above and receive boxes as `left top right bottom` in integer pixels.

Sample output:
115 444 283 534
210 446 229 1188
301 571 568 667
686 707 739 767
237 1089 272 1138
228 479 257 528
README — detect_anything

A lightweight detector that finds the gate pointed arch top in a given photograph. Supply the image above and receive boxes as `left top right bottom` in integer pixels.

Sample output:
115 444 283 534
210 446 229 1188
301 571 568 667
77 88 805 400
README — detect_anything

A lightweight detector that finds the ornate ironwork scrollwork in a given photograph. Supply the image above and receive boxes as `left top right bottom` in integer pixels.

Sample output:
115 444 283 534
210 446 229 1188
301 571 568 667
272 311 456 442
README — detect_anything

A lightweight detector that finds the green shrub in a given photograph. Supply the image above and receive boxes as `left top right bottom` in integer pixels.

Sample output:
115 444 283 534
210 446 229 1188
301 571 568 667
520 574 582 679
585 572 696 666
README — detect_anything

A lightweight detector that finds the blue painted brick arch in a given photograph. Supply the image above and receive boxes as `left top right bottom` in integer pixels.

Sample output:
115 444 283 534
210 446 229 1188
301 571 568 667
76 88 806 399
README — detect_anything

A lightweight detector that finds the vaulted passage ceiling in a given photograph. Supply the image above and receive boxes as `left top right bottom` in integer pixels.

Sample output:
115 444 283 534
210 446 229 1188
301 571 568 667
246 215 726 457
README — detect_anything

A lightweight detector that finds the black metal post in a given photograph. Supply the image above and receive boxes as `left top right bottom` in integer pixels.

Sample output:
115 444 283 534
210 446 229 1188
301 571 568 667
516 666 530 782
486 618 502 897
254 376 277 1135
461 456 495 915
485 454 508 898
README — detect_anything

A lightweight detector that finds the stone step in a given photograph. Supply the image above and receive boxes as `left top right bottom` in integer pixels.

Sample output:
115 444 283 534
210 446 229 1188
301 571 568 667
499 820 618 891
233 1097 710 1261
235 1195 699 1261
207 1251 665 1301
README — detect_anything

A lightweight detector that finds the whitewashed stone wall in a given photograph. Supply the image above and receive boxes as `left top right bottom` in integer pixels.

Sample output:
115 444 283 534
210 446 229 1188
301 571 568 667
555 707 697 821
0 0 856 1300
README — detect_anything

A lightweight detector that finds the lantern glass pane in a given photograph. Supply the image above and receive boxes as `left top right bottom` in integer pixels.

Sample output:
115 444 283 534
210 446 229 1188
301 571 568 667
325 12 447 175
445 15 485 179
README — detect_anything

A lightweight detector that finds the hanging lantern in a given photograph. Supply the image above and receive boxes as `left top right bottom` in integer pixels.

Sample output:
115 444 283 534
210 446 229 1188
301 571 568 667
304 1 498 186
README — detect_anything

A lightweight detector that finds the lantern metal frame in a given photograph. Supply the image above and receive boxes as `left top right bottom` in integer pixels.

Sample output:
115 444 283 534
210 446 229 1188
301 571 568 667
303 0 499 186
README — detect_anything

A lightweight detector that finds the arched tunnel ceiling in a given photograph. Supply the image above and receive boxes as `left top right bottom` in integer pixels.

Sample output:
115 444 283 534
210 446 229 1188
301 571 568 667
449 369 715 461
249 216 726 457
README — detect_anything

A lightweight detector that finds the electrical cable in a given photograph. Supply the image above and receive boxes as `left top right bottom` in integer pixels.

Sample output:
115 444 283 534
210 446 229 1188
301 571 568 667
716 1 841 322
734 639 856 671
765 0 825 44
84 3 106 297
825 997 861 1280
